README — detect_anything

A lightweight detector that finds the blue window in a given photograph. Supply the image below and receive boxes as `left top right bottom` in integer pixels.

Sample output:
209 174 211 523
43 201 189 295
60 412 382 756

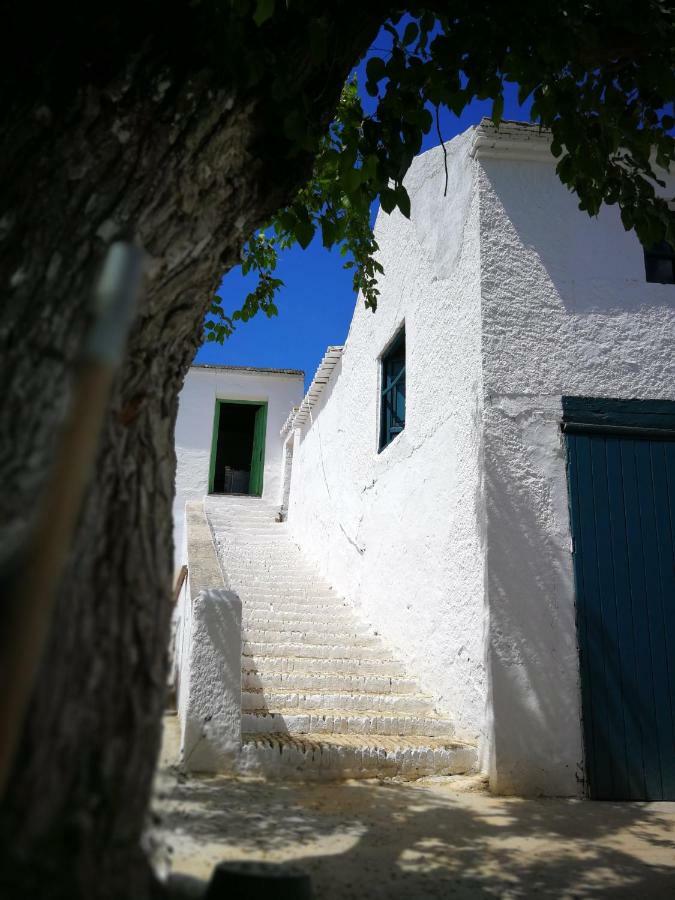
644 240 675 284
379 326 406 451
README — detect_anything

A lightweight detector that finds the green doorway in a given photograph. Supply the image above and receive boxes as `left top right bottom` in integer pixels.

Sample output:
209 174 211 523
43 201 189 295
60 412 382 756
208 400 267 497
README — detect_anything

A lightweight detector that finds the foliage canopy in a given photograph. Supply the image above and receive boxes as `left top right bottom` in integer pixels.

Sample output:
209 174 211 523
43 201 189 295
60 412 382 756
203 2 675 342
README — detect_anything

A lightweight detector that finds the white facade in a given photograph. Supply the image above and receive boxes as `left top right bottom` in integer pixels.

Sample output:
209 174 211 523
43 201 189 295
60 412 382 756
173 364 304 566
286 130 486 754
283 122 675 795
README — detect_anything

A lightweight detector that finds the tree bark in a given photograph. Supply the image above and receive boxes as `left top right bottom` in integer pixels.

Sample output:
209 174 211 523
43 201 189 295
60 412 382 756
0 10 384 898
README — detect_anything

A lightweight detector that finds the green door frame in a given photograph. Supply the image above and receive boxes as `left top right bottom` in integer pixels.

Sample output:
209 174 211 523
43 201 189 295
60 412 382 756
249 403 268 497
208 398 268 497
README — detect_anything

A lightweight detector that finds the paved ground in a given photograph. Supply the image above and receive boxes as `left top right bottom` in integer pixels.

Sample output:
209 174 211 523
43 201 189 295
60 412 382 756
153 716 675 899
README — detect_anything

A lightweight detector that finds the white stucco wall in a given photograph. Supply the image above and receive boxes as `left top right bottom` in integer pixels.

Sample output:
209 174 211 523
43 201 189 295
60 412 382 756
287 131 488 746
173 365 304 568
478 153 675 795
286 122 675 796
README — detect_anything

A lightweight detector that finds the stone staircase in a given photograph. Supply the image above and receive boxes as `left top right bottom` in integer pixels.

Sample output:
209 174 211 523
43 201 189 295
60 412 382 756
206 495 476 780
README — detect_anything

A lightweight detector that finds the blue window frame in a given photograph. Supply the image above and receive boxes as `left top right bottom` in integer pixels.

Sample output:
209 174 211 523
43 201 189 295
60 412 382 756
644 240 675 284
379 327 406 451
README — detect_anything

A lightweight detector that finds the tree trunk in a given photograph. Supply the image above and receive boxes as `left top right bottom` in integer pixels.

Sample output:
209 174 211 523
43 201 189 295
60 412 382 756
0 10 383 898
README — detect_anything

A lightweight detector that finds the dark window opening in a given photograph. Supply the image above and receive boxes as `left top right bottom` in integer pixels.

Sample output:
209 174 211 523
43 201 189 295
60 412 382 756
644 240 675 284
212 402 257 495
379 326 406 451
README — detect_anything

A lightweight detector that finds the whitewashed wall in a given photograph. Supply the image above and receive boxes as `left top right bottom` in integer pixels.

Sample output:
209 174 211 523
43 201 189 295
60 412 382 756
174 502 242 773
287 131 488 746
173 366 304 568
478 153 675 795
286 122 675 797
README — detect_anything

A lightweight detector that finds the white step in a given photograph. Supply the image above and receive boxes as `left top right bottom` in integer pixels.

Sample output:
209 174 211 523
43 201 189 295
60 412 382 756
243 606 355 620
232 584 332 597
242 710 454 736
243 614 360 629
217 527 283 533
242 641 390 659
236 585 336 596
221 537 295 543
240 589 344 599
211 521 278 527
242 623 370 637
240 595 348 607
242 630 379 648
237 591 354 617
202 494 466 780
243 603 352 614
216 521 283 528
224 545 301 551
241 594 349 605
229 570 320 580
238 733 476 780
215 521 285 528
242 602 352 614
227 563 312 572
231 568 326 574
225 561 310 571
218 537 289 545
241 669 421 695
241 689 434 714
243 656 406 676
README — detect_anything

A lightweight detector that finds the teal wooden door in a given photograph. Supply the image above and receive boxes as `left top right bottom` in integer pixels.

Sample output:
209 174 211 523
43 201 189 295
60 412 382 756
564 397 675 800
248 403 267 497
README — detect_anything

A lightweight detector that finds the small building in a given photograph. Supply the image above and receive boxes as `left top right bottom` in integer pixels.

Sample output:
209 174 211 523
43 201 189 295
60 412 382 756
281 121 675 798
173 363 304 562
173 121 675 798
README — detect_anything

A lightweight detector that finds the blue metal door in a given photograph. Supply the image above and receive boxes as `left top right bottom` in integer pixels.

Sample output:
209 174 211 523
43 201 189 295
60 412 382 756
565 397 675 800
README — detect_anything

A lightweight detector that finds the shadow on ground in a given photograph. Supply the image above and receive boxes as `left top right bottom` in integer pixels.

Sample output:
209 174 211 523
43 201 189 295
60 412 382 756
152 759 675 899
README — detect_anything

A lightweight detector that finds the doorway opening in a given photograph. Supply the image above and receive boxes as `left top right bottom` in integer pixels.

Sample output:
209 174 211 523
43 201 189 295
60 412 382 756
563 395 675 800
208 400 267 497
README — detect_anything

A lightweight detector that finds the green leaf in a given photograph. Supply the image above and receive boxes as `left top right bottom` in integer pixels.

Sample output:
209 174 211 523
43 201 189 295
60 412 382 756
366 56 387 89
218 11 675 340
321 218 337 247
447 91 466 116
253 0 275 26
395 184 411 219
383 22 399 43
340 166 363 194
402 21 419 47
380 187 397 214
295 218 315 249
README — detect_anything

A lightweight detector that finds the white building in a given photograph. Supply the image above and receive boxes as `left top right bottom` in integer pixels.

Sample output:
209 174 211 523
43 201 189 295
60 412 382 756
173 363 304 563
174 121 675 798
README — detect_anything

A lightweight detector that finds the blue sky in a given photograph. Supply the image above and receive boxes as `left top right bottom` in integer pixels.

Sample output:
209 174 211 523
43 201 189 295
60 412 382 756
196 38 532 389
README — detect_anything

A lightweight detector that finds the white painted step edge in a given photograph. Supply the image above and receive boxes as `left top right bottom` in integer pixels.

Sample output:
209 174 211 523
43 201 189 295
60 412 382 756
242 711 454 736
242 656 407 676
241 689 434 714
242 670 421 694
241 630 380 648
237 736 476 781
242 641 392 659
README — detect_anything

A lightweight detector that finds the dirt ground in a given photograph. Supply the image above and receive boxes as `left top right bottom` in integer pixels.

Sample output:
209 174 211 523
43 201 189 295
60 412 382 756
152 715 675 899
